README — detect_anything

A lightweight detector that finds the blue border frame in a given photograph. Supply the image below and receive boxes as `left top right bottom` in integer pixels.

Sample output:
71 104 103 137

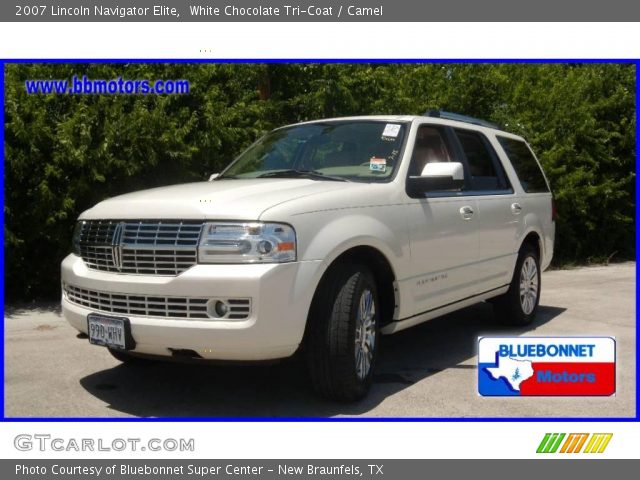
1 58 637 422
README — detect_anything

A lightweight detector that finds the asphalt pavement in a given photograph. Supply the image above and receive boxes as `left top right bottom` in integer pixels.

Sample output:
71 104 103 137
4 262 635 418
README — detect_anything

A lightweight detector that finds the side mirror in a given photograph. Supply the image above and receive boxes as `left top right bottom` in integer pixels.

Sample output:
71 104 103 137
209 173 219 181
407 162 464 197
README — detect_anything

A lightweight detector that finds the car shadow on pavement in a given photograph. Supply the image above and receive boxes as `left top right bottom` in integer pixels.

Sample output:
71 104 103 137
78 303 565 418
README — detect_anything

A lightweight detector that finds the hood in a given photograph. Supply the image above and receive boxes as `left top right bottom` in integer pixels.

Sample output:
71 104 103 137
80 179 353 220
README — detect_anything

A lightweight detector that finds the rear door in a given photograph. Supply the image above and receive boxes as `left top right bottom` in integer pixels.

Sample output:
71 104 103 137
450 128 519 293
494 135 554 270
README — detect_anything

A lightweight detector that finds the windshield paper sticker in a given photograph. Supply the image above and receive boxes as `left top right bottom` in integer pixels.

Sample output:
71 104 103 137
370 157 387 172
382 123 401 138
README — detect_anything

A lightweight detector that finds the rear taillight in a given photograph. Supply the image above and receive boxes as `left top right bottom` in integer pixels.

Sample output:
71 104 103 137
552 197 558 221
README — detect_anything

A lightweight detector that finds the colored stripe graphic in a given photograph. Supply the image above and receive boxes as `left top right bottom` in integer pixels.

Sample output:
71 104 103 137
536 433 552 453
536 433 551 453
596 434 613 453
573 433 590 453
584 433 613 453
538 433 612 453
537 433 565 453
560 433 589 453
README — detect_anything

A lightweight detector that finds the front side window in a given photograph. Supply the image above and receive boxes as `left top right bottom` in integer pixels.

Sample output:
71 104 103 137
220 121 407 182
407 125 452 176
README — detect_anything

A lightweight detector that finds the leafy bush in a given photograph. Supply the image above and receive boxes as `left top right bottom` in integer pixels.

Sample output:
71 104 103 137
4 63 635 301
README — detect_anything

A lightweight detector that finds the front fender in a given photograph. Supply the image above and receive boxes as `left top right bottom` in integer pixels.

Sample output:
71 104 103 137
288 209 411 320
300 211 407 267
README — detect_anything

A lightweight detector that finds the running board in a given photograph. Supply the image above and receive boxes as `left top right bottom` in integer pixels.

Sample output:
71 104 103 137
381 285 509 335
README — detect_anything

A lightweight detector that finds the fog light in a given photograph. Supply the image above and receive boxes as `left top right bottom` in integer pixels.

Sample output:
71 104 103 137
214 300 228 318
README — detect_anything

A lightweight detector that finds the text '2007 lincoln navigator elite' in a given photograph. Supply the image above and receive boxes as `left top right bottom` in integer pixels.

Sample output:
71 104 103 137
62 112 555 401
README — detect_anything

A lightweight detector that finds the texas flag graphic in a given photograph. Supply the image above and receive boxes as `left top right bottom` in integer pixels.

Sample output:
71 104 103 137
478 337 615 396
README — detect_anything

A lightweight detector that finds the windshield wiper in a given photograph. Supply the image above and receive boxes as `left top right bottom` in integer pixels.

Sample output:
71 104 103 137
257 169 350 182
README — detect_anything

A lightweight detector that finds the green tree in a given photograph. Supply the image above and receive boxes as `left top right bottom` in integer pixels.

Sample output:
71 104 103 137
3 63 635 301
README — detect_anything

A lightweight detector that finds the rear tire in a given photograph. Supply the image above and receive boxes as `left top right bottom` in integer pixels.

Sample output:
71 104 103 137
307 264 380 401
492 244 541 326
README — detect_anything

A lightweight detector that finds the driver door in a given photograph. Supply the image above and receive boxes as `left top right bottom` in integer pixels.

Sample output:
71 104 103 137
403 124 480 316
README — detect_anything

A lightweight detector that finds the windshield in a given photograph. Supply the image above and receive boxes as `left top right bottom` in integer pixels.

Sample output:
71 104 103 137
220 121 407 182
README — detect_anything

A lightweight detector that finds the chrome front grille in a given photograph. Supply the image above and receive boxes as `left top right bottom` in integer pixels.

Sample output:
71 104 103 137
63 284 209 319
77 220 203 275
80 245 118 272
80 220 118 244
120 221 202 246
120 249 198 275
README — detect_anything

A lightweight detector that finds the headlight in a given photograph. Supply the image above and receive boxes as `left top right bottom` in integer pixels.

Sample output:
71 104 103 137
198 222 296 264
72 221 84 255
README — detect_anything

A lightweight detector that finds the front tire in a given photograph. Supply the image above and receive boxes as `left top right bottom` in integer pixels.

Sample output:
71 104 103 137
307 264 380 401
492 244 541 326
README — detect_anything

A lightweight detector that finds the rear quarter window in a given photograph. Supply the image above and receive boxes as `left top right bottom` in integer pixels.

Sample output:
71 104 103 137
497 136 550 193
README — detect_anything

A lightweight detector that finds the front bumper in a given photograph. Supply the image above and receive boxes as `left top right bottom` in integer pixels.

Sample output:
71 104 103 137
61 254 321 361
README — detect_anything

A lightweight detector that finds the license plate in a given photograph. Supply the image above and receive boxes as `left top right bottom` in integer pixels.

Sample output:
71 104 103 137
87 314 134 350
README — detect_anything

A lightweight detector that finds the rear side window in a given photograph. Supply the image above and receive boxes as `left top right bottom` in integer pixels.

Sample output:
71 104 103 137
454 129 508 191
497 136 550 193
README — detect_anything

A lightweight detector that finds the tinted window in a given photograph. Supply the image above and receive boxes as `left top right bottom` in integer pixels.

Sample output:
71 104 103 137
455 129 506 191
408 126 452 176
497 136 549 193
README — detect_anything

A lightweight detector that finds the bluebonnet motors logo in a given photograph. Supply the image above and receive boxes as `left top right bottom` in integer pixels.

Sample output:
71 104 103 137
478 337 615 396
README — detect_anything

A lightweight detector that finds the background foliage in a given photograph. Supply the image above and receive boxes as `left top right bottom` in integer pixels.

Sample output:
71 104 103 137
4 63 636 301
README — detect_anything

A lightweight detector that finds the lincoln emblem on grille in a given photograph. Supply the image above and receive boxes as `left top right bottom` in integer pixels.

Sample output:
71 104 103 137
111 222 125 270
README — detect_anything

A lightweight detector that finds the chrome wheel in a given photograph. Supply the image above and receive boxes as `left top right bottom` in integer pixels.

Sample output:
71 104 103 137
354 288 376 380
519 256 539 315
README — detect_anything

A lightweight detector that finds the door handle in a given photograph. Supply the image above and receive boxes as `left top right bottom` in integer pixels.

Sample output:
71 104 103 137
459 205 474 220
511 203 523 215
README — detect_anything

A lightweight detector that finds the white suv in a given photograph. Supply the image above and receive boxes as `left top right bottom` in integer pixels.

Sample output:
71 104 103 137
61 112 555 401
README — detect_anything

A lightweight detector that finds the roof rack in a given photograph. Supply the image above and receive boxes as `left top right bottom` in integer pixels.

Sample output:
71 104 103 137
424 110 501 130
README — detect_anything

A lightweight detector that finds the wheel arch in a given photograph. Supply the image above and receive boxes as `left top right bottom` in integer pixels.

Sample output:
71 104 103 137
519 229 543 261
301 244 399 349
